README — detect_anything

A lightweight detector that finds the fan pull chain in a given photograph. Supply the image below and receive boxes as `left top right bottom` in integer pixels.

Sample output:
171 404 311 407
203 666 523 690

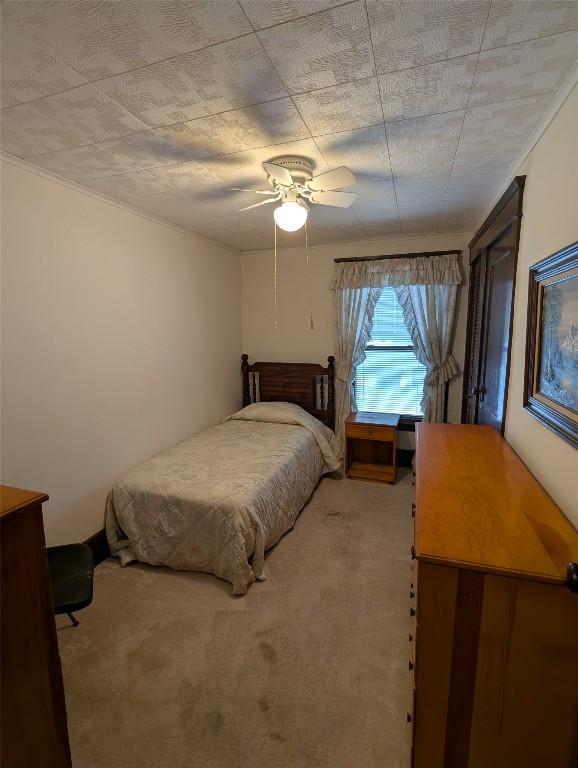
305 220 314 331
273 219 279 331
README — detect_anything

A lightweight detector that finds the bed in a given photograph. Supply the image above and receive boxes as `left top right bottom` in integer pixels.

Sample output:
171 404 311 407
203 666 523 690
105 356 340 594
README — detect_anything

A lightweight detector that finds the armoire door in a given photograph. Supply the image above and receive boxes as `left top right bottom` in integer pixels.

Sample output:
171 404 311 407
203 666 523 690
477 226 517 430
462 177 525 432
463 255 486 424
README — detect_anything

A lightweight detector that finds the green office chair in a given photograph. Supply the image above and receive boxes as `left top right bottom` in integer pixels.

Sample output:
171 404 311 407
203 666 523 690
47 544 94 627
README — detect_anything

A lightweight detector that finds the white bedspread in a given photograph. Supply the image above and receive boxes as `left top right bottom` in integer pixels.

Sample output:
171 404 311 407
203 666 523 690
105 403 341 594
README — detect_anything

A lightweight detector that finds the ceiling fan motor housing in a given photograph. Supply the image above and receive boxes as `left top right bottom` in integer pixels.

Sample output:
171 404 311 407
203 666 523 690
267 156 315 185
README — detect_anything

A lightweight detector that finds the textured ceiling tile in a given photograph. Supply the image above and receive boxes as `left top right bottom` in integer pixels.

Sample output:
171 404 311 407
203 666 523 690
307 215 368 245
461 93 554 143
1 84 147 156
314 125 392 183
292 77 382 136
306 203 360 230
1 51 86 109
98 34 288 126
367 1 490 73
352 181 399 226
482 1 578 49
218 98 311 149
390 148 455 181
27 144 137 182
98 131 188 170
439 209 481 229
446 170 506 197
471 32 578 106
211 229 269 250
386 110 464 156
441 176 504 225
401 216 446 233
157 115 250 160
449 167 510 193
0 0 87 108
363 220 402 237
81 170 159 207
452 136 524 174
139 196 247 231
308 225 369 246
258 2 374 92
32 1 252 82
145 160 223 194
96 60 208 127
1 106 78 157
396 175 449 218
443 168 508 216
240 0 344 30
197 156 269 190
379 55 477 121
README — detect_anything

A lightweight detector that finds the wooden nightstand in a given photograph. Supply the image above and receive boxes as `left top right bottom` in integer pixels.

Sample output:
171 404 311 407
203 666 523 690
345 412 399 484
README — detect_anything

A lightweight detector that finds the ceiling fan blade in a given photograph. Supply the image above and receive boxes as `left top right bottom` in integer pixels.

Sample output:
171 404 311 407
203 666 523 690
238 197 278 212
263 162 293 187
308 166 356 192
310 190 358 208
229 188 273 195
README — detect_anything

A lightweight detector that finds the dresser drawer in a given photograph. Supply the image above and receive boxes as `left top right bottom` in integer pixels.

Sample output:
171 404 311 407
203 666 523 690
345 424 396 441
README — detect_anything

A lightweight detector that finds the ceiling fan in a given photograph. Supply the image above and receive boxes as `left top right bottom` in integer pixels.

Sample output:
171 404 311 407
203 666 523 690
232 156 358 232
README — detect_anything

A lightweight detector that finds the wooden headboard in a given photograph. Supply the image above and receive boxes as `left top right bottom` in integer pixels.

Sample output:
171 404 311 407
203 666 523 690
241 354 336 431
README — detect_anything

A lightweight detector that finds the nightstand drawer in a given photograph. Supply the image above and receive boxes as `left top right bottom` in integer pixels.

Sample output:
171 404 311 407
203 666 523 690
345 424 396 441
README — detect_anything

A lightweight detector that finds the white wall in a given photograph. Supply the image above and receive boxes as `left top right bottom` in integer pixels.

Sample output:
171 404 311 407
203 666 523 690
504 85 578 526
241 232 470 448
1 159 242 545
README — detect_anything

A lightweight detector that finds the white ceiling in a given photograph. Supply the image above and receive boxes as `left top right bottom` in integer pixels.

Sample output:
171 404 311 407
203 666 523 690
1 1 576 251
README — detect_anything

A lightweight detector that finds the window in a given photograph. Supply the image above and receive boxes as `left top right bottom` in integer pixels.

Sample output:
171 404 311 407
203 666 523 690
354 287 426 417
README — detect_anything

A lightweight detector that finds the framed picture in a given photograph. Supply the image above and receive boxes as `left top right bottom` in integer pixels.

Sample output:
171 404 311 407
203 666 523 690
524 241 578 449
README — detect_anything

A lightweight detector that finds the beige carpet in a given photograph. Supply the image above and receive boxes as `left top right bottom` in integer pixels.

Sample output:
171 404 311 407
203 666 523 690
58 472 414 768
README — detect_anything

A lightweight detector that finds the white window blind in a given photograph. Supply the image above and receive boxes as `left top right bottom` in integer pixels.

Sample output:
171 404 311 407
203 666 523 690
355 287 426 416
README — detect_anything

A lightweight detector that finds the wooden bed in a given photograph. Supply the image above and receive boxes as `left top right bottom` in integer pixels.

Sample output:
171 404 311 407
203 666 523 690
241 354 336 431
107 354 340 593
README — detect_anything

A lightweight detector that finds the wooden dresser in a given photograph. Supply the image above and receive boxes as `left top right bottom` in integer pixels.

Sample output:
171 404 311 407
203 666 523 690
411 424 578 768
0 486 72 768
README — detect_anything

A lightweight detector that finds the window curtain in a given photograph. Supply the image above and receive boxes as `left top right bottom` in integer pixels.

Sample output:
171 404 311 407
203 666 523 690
329 253 462 289
330 253 462 445
334 286 382 448
394 284 460 422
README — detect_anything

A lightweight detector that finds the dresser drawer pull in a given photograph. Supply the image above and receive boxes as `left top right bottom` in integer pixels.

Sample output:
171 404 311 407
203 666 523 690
407 713 412 724
409 633 413 642
410 591 415 599
410 545 416 560
410 608 416 617
409 661 414 671
411 503 416 518
567 562 578 594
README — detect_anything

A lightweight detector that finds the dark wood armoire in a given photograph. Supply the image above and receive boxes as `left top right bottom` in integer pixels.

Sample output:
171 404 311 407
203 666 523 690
462 176 525 432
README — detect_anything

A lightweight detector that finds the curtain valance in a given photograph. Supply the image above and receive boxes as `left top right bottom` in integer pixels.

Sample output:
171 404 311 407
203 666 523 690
329 253 461 289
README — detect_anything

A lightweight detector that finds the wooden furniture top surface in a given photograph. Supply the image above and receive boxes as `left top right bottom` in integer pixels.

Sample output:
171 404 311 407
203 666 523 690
0 485 49 518
346 411 400 428
415 423 578 584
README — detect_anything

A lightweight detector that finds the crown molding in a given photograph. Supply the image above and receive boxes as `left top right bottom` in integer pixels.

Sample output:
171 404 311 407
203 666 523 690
0 152 240 254
241 228 472 256
472 63 578 236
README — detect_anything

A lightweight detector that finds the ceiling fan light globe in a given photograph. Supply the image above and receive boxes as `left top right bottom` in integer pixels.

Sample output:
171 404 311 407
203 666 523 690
274 200 308 232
